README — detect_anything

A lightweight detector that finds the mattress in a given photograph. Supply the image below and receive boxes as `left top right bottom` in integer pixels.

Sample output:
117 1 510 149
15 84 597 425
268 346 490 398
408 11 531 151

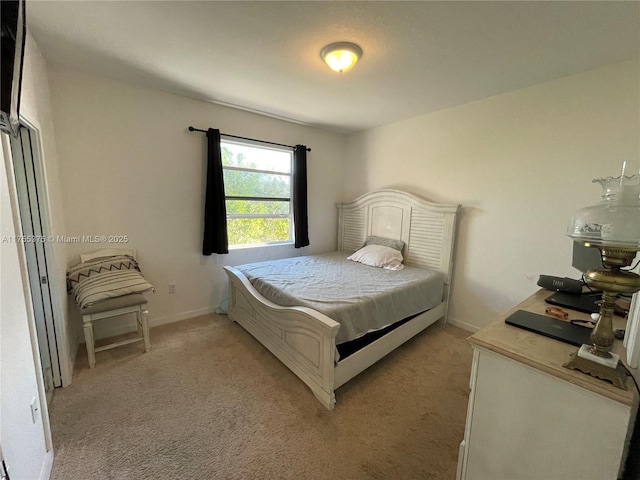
235 251 444 345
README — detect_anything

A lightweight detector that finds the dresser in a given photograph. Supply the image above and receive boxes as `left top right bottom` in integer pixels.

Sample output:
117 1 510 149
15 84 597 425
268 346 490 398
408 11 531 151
457 289 636 480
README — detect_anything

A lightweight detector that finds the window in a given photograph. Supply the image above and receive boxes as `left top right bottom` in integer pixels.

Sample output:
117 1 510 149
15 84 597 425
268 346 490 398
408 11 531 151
221 139 293 247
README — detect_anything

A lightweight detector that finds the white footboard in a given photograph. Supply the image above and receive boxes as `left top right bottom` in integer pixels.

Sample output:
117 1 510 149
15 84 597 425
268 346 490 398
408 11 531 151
224 266 340 410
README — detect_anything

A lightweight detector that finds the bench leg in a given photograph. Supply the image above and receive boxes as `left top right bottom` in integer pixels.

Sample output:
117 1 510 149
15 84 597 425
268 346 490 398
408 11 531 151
140 307 151 352
83 318 96 368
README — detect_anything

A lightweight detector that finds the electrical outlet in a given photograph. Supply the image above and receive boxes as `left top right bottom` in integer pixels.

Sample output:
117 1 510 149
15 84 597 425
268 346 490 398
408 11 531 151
168 283 176 294
30 397 39 424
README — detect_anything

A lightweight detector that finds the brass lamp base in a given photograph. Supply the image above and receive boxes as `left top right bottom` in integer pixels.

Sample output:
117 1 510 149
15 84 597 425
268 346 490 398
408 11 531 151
562 246 639 390
564 351 628 390
582 246 640 357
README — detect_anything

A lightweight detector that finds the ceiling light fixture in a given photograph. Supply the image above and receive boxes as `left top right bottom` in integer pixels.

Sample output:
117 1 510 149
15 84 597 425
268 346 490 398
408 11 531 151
320 42 362 73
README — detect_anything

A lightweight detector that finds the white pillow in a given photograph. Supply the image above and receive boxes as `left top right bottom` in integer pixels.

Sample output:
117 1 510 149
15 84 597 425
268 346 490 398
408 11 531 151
347 244 405 271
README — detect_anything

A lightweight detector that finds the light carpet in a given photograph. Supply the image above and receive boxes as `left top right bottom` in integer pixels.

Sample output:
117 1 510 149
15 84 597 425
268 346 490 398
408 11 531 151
49 314 473 480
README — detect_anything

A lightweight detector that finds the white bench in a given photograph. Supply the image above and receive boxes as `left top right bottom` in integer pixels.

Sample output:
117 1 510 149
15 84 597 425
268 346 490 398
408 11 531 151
81 293 150 368
74 249 152 367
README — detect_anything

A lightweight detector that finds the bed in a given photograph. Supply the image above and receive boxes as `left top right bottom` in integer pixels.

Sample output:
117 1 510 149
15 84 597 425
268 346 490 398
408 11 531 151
223 189 460 409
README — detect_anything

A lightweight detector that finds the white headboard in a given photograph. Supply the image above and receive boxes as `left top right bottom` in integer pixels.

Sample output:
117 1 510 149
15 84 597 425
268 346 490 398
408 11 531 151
337 189 460 285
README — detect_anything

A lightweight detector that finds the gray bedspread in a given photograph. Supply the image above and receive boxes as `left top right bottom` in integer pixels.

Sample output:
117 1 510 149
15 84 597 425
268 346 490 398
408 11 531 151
235 251 444 345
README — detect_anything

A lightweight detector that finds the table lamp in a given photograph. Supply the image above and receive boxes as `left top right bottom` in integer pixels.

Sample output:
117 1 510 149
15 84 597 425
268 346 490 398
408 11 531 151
564 163 640 388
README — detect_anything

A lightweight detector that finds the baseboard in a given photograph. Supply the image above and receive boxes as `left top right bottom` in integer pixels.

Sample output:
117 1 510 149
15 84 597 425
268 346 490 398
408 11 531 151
447 316 479 333
150 307 217 327
63 336 79 387
39 449 54 480
90 306 218 341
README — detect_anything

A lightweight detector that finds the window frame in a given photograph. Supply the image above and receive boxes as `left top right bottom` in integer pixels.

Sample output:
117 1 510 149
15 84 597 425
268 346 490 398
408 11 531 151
221 137 294 248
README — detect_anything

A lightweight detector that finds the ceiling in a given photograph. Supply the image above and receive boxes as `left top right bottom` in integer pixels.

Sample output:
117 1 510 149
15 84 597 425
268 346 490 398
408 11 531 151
27 1 640 134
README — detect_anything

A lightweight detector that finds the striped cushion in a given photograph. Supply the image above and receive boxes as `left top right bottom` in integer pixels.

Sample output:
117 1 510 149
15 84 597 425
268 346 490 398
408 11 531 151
67 255 139 292
67 255 154 308
71 269 154 309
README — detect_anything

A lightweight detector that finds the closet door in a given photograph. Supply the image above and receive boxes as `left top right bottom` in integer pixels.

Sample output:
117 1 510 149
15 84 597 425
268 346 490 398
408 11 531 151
10 125 61 391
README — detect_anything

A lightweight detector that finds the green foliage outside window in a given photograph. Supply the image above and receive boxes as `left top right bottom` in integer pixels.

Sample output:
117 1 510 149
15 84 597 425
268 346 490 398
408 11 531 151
227 218 290 246
222 144 292 246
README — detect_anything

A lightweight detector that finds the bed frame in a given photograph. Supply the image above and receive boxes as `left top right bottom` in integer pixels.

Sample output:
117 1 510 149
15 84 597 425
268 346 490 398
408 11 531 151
224 189 460 409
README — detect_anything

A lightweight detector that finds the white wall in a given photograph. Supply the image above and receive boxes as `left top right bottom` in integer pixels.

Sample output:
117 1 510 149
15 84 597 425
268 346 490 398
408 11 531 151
44 58 638 337
345 60 640 331
47 68 347 339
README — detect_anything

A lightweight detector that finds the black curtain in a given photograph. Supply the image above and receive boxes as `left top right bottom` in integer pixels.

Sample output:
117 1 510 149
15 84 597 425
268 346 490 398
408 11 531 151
293 145 309 248
202 128 228 255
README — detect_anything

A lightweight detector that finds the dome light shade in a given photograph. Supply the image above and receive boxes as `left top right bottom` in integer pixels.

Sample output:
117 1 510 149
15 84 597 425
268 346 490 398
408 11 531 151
566 173 640 248
321 42 362 73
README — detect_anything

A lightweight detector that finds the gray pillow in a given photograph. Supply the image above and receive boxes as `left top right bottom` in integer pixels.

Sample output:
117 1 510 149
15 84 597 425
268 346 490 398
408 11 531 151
363 235 405 253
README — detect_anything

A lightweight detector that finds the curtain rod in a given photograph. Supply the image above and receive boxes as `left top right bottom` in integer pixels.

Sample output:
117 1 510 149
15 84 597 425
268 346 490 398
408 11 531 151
188 126 311 152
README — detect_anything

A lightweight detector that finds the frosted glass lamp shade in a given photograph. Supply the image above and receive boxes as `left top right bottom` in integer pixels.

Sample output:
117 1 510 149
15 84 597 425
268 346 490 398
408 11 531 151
567 174 640 248
321 42 362 73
